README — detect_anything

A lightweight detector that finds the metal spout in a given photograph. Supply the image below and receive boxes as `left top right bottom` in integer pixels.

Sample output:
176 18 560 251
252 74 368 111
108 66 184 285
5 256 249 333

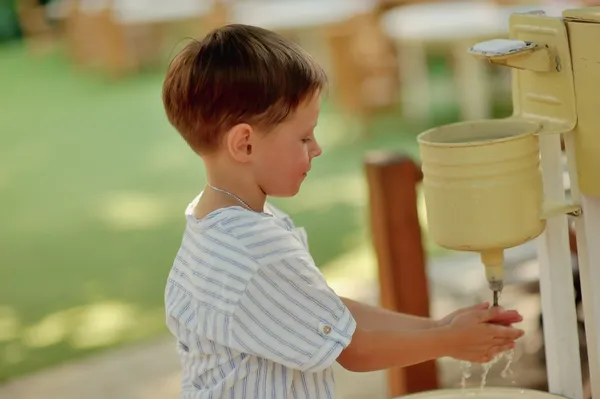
488 279 504 307
493 290 500 307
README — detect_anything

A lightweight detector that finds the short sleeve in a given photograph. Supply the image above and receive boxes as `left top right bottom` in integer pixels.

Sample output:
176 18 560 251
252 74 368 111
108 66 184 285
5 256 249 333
228 253 356 373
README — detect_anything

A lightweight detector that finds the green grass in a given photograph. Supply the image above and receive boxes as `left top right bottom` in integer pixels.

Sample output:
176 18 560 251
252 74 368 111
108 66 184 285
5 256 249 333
0 42 511 382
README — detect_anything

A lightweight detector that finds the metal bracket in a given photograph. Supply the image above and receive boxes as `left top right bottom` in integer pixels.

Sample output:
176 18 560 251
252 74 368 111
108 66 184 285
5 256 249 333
541 200 582 219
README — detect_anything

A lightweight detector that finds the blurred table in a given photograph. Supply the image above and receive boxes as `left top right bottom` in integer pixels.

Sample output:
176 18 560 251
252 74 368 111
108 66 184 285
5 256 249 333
46 0 213 23
381 1 579 121
45 0 216 77
229 0 379 91
112 0 213 24
230 0 376 31
46 0 377 79
47 0 376 28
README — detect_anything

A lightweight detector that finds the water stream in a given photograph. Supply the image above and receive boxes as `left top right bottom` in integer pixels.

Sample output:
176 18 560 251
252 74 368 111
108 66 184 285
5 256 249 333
460 348 517 390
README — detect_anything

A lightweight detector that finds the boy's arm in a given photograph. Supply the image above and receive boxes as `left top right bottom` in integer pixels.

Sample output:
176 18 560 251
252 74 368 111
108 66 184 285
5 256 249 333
340 297 438 331
336 297 523 372
337 320 453 372
336 299 453 372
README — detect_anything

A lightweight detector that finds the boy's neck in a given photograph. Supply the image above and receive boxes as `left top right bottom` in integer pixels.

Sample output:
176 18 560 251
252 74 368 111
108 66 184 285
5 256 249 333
203 164 267 212
205 182 267 212
198 155 268 216
194 182 267 220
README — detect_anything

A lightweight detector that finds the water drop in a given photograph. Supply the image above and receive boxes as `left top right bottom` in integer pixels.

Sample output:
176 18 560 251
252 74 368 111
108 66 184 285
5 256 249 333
501 349 515 378
460 361 472 389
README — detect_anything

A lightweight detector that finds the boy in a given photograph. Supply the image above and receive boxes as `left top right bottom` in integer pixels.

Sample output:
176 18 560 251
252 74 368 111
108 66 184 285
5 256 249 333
162 24 524 398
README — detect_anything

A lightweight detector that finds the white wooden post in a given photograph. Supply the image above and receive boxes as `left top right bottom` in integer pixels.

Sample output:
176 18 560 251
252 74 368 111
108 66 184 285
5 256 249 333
577 195 600 398
564 130 600 398
536 131 583 399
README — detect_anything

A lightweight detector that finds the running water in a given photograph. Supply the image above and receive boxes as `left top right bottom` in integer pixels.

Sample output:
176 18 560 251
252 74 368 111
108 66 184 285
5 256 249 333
460 361 472 389
500 349 516 382
460 348 517 391
480 352 503 389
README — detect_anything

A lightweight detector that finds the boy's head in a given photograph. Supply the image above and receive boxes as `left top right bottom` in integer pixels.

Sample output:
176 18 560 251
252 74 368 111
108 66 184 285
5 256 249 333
162 24 326 197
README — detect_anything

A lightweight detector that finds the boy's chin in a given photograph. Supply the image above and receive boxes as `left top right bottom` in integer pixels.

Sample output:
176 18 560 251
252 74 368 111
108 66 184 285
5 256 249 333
266 185 303 198
268 191 300 198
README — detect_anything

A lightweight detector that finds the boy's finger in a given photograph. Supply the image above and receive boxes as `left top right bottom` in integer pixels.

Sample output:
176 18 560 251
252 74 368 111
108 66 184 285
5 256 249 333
473 302 490 310
492 336 516 345
489 325 525 339
500 342 516 352
489 311 523 325
492 318 523 327
489 342 516 357
492 310 522 319
478 306 504 322
492 320 517 327
454 302 489 317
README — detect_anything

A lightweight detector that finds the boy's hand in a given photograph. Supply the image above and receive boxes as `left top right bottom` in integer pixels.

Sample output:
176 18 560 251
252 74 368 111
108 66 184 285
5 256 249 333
442 307 525 363
437 302 523 327
437 302 489 327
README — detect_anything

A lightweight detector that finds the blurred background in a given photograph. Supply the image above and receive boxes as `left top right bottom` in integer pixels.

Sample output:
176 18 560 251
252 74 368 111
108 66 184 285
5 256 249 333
0 0 593 398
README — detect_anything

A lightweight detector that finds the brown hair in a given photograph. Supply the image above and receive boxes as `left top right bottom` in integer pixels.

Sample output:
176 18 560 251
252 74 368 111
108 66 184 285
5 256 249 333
162 24 328 154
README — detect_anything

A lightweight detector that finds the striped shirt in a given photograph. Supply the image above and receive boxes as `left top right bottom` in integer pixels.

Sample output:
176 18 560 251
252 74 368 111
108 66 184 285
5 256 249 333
165 196 357 398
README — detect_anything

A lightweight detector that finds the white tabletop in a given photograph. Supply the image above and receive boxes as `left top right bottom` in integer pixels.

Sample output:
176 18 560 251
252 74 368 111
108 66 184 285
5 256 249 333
230 0 376 31
48 0 376 28
46 0 213 23
382 1 580 43
113 0 213 24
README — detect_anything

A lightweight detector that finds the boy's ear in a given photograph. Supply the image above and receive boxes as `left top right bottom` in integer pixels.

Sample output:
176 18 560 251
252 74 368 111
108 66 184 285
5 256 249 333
226 123 254 162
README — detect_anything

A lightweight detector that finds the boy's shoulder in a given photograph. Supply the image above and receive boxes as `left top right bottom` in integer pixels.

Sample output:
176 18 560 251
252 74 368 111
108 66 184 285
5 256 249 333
264 201 296 229
167 199 319 318
184 193 295 228
182 198 308 267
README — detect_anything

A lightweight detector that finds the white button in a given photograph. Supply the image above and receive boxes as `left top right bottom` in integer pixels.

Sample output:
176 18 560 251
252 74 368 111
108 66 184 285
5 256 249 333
322 325 332 335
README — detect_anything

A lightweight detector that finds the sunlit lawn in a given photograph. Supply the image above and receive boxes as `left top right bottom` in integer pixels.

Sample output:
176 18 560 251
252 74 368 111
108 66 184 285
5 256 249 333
0 41 511 382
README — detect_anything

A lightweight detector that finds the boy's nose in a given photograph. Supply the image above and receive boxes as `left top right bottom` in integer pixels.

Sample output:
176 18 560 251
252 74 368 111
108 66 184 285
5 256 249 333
311 142 322 158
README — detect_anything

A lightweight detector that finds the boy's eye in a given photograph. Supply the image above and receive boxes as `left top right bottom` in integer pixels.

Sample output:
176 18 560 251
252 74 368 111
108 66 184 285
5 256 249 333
302 138 311 143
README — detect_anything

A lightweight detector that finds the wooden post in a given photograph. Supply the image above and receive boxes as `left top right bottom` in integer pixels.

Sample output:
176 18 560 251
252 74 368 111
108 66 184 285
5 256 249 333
364 151 438 397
